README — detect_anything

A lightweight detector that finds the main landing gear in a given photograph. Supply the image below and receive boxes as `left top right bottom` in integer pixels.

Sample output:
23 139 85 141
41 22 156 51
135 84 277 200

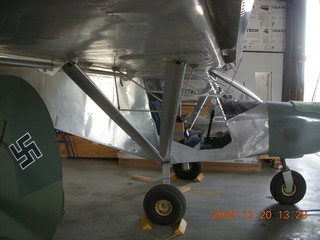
142 162 203 225
143 160 188 225
143 184 186 225
270 158 306 204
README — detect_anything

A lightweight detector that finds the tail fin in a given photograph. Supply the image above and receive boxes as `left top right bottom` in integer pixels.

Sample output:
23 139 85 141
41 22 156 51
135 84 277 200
0 75 63 240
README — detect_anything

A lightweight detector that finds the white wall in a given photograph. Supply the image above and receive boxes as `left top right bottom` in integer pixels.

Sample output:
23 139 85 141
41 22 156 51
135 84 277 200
304 0 320 101
226 52 284 101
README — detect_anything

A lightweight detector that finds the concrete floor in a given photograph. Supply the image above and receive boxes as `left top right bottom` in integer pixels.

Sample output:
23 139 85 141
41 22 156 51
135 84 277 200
53 154 320 240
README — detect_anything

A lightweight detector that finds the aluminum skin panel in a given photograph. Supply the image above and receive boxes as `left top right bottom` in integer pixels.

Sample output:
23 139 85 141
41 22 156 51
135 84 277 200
0 68 158 159
171 103 269 163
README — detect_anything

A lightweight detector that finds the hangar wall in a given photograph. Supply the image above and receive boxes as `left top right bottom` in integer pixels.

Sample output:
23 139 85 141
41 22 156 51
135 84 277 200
226 52 284 101
223 0 286 101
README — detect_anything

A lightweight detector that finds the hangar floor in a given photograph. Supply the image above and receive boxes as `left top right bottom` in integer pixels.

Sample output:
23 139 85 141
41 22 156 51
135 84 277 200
53 154 320 240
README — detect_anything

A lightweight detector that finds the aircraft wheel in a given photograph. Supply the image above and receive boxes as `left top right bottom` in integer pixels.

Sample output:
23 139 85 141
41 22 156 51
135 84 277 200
173 162 202 180
270 170 306 204
143 184 186 225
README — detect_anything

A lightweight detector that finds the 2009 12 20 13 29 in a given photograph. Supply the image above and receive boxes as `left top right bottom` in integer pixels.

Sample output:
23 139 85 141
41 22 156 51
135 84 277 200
212 210 308 220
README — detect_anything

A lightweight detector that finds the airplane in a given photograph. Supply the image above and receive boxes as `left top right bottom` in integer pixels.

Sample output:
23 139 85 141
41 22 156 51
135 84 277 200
0 0 320 239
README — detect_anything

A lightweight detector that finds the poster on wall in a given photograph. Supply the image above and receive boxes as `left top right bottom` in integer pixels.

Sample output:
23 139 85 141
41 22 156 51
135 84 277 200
243 0 286 52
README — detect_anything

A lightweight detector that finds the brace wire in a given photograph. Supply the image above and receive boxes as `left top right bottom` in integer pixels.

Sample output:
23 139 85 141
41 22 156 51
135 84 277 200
113 53 121 110
118 70 163 103
225 57 243 96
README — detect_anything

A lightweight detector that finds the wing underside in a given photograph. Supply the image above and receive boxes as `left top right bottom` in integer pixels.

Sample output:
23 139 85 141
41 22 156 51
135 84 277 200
0 0 252 72
0 0 254 160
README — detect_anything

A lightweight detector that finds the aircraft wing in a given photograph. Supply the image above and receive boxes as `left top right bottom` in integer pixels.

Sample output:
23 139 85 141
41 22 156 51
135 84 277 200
0 0 254 160
0 0 252 73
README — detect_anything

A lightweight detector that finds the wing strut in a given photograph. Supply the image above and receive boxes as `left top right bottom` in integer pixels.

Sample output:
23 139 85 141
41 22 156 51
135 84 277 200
62 62 164 163
160 61 187 183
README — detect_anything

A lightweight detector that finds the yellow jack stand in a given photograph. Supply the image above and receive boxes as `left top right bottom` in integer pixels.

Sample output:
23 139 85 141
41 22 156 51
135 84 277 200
170 175 179 181
140 215 152 230
194 173 205 182
174 218 187 235
140 216 187 239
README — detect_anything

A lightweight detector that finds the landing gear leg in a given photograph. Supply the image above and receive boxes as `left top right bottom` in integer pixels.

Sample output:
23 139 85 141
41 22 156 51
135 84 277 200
143 161 186 225
270 158 306 204
162 162 171 184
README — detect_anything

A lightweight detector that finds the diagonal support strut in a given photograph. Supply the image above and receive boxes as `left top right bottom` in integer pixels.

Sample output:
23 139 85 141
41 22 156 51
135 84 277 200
160 61 187 184
160 61 187 160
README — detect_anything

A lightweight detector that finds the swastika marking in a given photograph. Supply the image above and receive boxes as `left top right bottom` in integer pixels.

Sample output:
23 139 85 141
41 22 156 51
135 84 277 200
9 132 43 170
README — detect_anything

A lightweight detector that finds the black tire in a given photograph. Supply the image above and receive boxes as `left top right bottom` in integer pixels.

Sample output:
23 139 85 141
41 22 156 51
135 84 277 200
270 170 306 204
143 184 186 225
173 162 202 180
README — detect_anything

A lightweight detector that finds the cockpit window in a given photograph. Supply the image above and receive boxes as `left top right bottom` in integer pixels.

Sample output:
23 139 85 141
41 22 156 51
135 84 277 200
222 101 261 119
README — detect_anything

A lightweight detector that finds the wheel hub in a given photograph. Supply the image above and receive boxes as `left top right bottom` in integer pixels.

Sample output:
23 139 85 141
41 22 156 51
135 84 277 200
155 199 172 216
281 184 297 196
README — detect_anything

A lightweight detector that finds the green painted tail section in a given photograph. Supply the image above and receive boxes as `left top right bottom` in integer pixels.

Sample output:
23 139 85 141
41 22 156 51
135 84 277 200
0 75 63 240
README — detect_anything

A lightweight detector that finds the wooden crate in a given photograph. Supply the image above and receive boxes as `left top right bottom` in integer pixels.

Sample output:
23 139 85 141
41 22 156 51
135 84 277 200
57 134 118 158
259 155 282 168
118 154 261 172
202 160 262 172
118 158 162 169
181 101 209 118
174 122 185 142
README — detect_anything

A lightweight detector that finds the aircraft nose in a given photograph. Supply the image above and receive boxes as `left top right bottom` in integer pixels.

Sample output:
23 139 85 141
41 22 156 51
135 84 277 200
268 101 320 157
290 101 320 154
